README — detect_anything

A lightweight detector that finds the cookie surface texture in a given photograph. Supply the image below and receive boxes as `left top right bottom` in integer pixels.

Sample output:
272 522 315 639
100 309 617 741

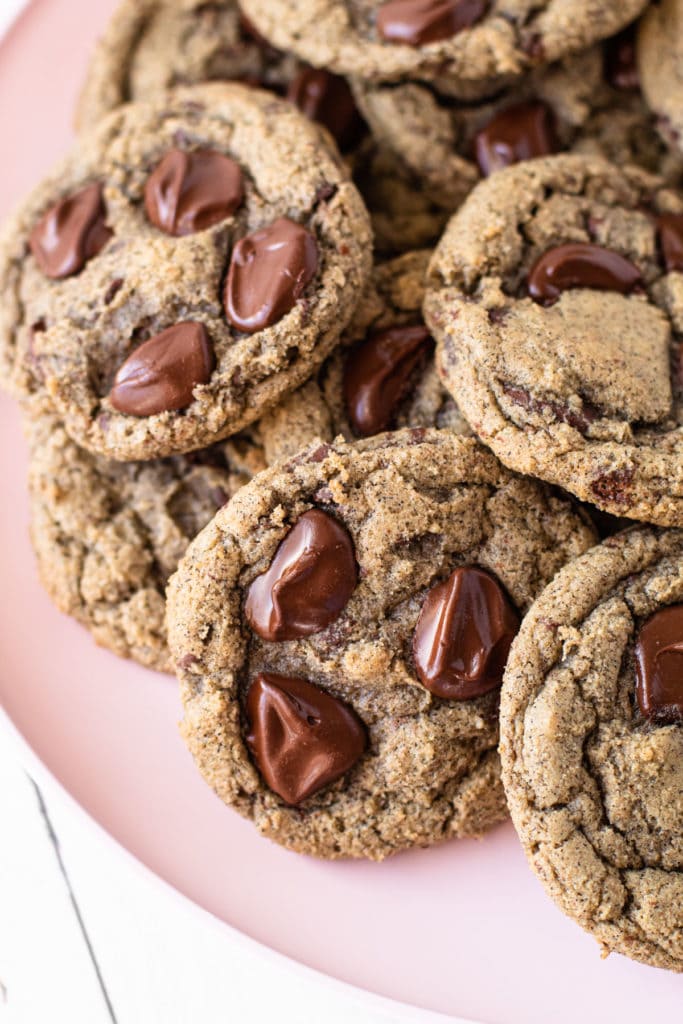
425 154 683 526
500 526 683 972
168 429 596 859
0 84 372 460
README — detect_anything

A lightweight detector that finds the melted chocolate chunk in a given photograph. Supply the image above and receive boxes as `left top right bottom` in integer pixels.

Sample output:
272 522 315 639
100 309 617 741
29 183 112 280
287 68 367 152
224 218 318 333
377 0 487 46
109 322 215 417
528 243 642 305
635 605 683 723
145 149 243 236
344 324 433 437
413 566 519 700
475 101 558 176
246 672 367 805
657 213 683 273
245 510 357 641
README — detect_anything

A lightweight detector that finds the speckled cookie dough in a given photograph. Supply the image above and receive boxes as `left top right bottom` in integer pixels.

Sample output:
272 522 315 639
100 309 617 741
353 36 683 221
167 429 595 860
638 0 683 160
258 250 469 465
238 0 648 88
26 410 265 673
0 83 372 461
424 154 683 526
500 526 683 972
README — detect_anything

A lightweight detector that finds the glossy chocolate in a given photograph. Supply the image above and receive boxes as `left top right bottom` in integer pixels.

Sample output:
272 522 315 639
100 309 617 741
144 148 243 236
287 68 366 152
245 510 357 641
343 324 433 437
246 672 367 805
413 566 519 700
377 0 487 46
635 605 683 723
224 218 318 333
29 183 112 280
475 101 558 176
528 243 642 305
109 322 215 417
657 213 683 273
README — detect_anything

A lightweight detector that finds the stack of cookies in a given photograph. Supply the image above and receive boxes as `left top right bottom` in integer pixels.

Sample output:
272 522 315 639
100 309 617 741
0 0 681 975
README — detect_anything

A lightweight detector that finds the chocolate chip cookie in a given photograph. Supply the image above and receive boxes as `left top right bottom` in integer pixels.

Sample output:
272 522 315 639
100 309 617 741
424 154 683 527
354 33 683 221
500 526 683 972
238 0 648 90
76 0 368 156
638 0 683 160
0 83 372 461
258 250 469 464
167 429 595 859
26 409 264 672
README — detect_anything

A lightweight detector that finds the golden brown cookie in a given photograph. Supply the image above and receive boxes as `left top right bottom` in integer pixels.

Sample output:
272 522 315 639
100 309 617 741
0 84 372 461
167 429 595 859
501 526 683 973
425 154 683 526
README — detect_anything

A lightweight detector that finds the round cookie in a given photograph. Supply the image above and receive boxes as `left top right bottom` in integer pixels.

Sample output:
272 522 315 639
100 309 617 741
424 154 683 527
238 0 648 89
354 34 683 220
500 526 683 972
76 0 367 156
638 0 683 160
258 250 469 464
0 84 372 461
167 429 596 860
26 410 265 673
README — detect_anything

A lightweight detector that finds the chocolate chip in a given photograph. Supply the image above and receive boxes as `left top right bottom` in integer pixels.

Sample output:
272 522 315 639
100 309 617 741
604 25 639 91
286 68 367 152
145 149 244 236
634 605 683 723
224 218 318 333
590 466 635 506
475 101 558 177
413 566 519 700
503 384 597 434
657 213 683 273
109 321 215 417
104 278 124 304
377 0 488 45
245 672 367 805
245 510 357 642
528 243 642 305
29 183 112 280
343 324 433 437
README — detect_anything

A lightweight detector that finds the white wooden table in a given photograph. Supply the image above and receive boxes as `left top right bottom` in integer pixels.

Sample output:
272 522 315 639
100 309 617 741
0 729 467 1024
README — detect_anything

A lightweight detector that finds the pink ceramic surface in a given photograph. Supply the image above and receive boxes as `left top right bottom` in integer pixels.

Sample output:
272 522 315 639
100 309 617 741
0 3 681 1021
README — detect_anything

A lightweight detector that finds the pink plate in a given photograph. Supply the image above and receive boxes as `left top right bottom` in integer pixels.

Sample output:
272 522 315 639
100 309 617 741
1 3 681 1020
